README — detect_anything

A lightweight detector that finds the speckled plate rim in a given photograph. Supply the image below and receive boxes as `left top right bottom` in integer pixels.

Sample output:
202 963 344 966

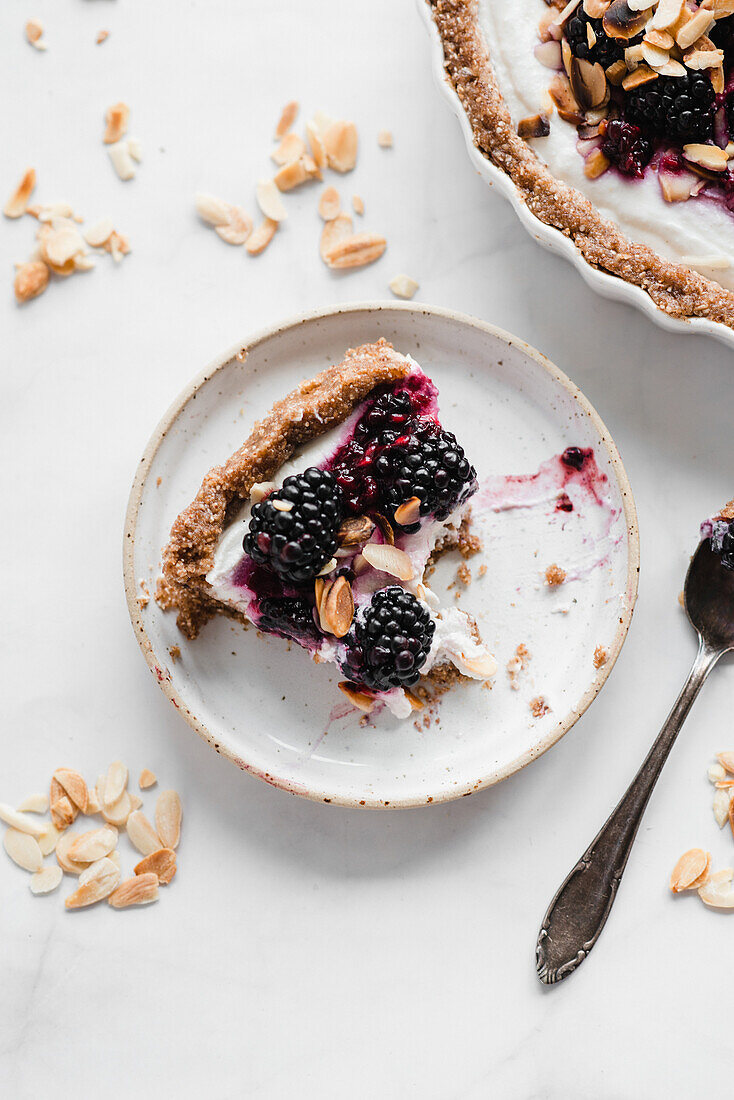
416 0 734 351
123 301 640 809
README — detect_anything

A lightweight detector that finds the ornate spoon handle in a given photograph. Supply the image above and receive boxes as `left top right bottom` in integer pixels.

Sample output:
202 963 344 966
536 638 721 985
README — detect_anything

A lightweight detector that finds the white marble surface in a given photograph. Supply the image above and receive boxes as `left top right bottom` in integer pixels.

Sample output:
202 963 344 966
2 1 733 1096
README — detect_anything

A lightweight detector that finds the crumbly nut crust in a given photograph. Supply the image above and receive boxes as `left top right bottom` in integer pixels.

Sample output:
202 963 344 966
159 340 412 637
428 0 734 330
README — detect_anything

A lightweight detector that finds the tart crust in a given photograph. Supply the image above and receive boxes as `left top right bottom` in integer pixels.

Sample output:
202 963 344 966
428 0 734 331
158 339 413 637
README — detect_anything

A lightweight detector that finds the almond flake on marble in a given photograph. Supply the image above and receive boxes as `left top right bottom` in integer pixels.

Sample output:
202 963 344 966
322 120 358 171
25 19 46 50
53 768 89 813
216 207 252 246
708 762 727 782
306 121 327 170
0 803 45 837
108 872 159 908
256 178 288 221
323 231 386 270
698 868 734 908
713 787 731 828
272 132 306 166
104 761 128 808
127 810 162 856
56 830 89 874
38 822 62 856
68 825 118 863
3 168 36 218
134 847 177 884
96 30 109 45
318 186 341 221
139 769 157 790
103 102 130 144
4 828 43 872
13 260 49 303
65 857 120 908
389 274 419 300
553 0 582 26
275 100 299 139
319 213 352 263
84 218 115 248
716 751 734 774
101 789 133 828
246 218 277 255
377 129 394 148
50 795 77 829
108 141 136 181
155 790 182 850
274 158 315 192
670 847 710 892
17 793 48 814
30 865 63 895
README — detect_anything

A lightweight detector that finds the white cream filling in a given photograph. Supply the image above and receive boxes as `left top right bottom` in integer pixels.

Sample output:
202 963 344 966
205 411 496 718
476 0 734 290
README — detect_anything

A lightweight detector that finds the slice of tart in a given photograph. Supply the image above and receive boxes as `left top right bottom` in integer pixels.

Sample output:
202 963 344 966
428 0 734 329
158 339 496 718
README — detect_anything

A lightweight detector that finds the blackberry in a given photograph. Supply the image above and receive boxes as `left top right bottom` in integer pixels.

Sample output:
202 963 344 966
381 424 477 532
600 119 653 178
257 596 319 642
342 586 435 692
626 71 715 143
710 520 734 570
565 11 625 68
561 446 589 471
243 467 344 584
357 390 416 437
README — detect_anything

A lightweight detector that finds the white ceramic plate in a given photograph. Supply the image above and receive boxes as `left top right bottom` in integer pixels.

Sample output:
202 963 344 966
124 303 639 808
417 1 734 351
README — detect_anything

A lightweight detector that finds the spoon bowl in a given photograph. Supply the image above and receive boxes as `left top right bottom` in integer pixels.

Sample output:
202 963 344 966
685 539 734 651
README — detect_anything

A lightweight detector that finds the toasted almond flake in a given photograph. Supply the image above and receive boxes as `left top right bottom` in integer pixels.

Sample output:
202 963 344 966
127 136 143 162
155 790 182 850
337 515 375 547
338 682 374 713
56 830 88 874
256 178 287 221
603 0 650 39
139 769 157 790
644 28 674 49
316 557 337 577
377 129 393 148
4 828 43 872
622 63 659 89
324 231 386 270
4 168 36 218
713 787 731 828
455 650 499 679
13 260 49 303
53 768 88 813
683 142 729 171
68 825 118 863
83 218 114 248
65 857 120 908
273 159 310 192
394 496 422 525
535 40 564 68
30 865 63 895
318 186 341 221
271 499 293 512
351 196 364 217
85 786 101 815
709 762 727 781
126 810 161 856
109 872 159 908
103 102 130 144
698 870 734 908
275 100 298 139
388 273 419 300
39 222 88 268
17 793 48 814
656 58 688 76
108 140 136 181
322 120 359 171
715 778 734 787
652 0 684 30
676 8 715 48
134 847 176 884
548 72 584 123
641 41 670 69
103 761 128 807
25 18 46 49
319 576 354 638
0 803 45 837
96 29 109 44
688 851 712 890
716 751 734 774
215 207 253 246
518 112 552 138
38 822 62 856
129 792 143 812
670 847 710 892
250 481 275 503
361 542 414 581
405 691 425 712
272 132 306 166
101 789 133 828
320 213 353 263
246 217 277 256
306 121 327 170
50 795 77 830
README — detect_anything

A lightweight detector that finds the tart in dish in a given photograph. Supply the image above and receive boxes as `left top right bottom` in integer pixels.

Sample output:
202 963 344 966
158 340 497 719
428 0 734 329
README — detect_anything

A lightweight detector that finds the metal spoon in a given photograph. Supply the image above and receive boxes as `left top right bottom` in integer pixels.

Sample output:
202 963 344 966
536 535 734 985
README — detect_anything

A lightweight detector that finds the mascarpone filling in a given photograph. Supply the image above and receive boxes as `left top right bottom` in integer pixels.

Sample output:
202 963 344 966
476 0 734 289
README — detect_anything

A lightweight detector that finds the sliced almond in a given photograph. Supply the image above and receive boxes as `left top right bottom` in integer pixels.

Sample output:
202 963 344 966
548 72 584 124
388 274 419 300
377 129 393 148
319 576 354 638
127 810 161 856
195 192 232 227
454 650 499 679
517 113 551 138
644 28 675 49
108 140 136 181
4 168 36 218
337 682 374 713
84 218 114 247
584 148 611 178
323 120 358 171
670 847 710 892
372 512 395 546
320 213 353 263
683 143 729 171
570 57 608 108
652 0 684 30
85 786 102 815
676 7 715 48
13 260 49 303
713 787 731 828
139 768 157 790
25 18 46 49
0 803 45 837
323 232 386 270
306 121 327 170
96 29 109 44
67 825 118 863
246 218 278 256
17 793 48 814
30 865 63 895
38 822 62 856
352 194 365 215
256 179 287 222
275 100 298 139
716 751 734 774
101 789 133 828
622 63 659 89
535 40 564 68
50 796 77 830
103 101 130 144
109 872 159 908
337 515 375 547
65 857 120 908
394 496 422 526
603 0 650 40
698 869 734 908
316 557 337 577
53 768 88 813
272 132 306 166
134 846 177 884
4 828 43 872
361 542 414 581
215 207 252 246
274 158 312 192
56 830 88 874
155 790 182 850
103 761 128 807
318 186 341 221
